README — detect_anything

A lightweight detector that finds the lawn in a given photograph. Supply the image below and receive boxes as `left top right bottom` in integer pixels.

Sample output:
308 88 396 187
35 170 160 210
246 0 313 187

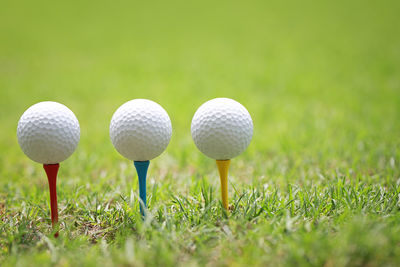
1 0 400 266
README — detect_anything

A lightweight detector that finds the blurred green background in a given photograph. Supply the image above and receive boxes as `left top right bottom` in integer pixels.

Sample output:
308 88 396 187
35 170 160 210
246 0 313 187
1 0 399 178
1 0 400 266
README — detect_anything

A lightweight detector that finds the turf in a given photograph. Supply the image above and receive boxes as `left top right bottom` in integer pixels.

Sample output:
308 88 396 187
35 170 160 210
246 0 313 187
1 0 400 266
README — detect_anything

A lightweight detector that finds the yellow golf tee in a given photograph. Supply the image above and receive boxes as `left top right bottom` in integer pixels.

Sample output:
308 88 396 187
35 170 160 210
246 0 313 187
216 159 231 210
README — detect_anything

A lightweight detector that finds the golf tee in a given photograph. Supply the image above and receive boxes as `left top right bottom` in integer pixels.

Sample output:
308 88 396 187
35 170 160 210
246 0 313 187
43 163 60 237
134 161 150 217
216 159 230 211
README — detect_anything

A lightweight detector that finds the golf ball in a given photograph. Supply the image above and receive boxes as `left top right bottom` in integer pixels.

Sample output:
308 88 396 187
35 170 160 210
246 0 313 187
17 101 80 164
191 98 253 160
110 99 172 161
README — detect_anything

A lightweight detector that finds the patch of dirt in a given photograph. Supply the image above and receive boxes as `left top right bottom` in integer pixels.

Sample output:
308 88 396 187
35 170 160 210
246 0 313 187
79 222 109 243
0 203 5 220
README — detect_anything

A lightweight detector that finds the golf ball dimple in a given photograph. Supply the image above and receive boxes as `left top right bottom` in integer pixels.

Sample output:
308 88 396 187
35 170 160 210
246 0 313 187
17 101 80 164
110 99 172 161
191 98 253 160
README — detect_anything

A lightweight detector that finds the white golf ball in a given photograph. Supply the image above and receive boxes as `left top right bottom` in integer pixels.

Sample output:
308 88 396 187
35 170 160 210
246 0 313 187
17 101 80 164
110 99 172 161
191 98 253 160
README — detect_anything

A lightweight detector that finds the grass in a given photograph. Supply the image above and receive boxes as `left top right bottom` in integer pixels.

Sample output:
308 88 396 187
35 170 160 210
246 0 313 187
1 0 400 266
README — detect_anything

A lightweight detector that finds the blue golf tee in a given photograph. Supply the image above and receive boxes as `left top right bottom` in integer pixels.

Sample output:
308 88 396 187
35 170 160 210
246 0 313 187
134 160 150 217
